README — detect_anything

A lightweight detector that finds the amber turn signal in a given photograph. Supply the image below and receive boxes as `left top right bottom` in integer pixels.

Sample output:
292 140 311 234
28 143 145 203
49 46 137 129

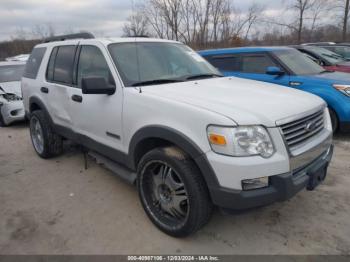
208 133 227 146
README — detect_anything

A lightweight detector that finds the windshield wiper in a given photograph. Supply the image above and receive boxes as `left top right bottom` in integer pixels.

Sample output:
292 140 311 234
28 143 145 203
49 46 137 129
185 73 223 81
131 79 183 87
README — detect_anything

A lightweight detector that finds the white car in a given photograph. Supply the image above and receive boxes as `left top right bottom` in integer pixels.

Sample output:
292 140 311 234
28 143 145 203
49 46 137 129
22 34 333 237
0 61 26 126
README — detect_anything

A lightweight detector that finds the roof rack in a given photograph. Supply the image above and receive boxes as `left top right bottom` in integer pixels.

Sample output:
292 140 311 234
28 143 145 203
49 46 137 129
44 32 95 43
123 35 149 38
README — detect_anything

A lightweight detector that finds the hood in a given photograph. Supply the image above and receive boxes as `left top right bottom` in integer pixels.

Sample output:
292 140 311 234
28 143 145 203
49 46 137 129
141 77 325 126
337 61 350 67
307 71 350 84
0 81 22 97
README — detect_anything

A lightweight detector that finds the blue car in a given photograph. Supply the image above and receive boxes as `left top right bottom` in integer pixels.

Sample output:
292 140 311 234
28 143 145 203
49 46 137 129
199 47 350 132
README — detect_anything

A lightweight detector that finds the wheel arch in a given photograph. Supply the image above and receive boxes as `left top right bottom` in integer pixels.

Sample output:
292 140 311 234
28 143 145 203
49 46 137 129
128 125 220 191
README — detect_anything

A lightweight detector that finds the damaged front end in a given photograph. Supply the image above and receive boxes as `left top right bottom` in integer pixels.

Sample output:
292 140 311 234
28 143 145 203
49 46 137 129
0 86 25 126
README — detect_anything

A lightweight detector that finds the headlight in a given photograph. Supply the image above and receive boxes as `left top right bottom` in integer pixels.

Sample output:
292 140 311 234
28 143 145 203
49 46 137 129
333 84 350 97
207 125 275 158
3 93 22 101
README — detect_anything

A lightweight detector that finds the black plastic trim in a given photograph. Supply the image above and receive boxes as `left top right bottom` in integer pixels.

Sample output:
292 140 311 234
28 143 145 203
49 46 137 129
29 96 54 125
128 125 221 190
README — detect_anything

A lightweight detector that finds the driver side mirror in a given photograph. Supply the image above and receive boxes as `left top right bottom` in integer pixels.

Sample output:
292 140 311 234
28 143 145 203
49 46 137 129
266 66 285 76
82 77 116 95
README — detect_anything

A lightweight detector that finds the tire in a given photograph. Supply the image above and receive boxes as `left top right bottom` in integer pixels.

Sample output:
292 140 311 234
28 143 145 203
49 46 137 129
329 108 338 133
0 112 7 127
29 110 63 158
137 146 213 237
0 108 9 127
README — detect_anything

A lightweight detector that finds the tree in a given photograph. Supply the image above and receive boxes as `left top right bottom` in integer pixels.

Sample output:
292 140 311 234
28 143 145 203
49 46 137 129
309 0 332 40
31 24 56 39
290 0 316 43
122 7 149 37
339 0 350 41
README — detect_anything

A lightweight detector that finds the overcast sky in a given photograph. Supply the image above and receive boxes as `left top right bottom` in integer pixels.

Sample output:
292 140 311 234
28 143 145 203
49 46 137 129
0 0 283 41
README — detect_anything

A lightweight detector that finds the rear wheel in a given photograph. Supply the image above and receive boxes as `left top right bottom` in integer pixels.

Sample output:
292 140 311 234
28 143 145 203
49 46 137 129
137 147 213 237
29 110 63 158
329 108 338 132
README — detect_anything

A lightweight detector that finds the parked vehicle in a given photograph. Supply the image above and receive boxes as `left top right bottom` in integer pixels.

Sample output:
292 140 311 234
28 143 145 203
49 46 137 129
6 54 30 62
293 45 350 73
302 42 350 60
199 46 350 133
0 61 26 126
22 34 333 237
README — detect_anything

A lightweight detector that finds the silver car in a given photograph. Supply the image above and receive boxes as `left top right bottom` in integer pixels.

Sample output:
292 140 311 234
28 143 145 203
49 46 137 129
0 61 26 126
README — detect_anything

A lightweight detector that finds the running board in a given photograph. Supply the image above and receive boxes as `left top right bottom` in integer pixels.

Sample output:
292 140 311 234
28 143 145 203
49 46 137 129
88 151 137 184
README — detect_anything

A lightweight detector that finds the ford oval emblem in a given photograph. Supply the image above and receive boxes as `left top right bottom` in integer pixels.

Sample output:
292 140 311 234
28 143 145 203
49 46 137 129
305 121 317 132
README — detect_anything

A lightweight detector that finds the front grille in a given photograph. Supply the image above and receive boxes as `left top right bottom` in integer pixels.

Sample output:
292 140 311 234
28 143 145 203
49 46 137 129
280 110 325 150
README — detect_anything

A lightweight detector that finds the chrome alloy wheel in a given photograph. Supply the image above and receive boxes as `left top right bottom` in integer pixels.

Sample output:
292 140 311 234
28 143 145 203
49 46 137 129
30 116 44 154
142 161 189 225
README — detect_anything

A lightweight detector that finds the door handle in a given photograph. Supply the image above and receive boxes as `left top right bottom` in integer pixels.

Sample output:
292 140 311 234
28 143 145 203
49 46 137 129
41 87 49 93
71 94 83 103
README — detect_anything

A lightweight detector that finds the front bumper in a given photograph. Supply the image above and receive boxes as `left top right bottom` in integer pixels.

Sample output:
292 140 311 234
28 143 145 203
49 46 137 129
209 145 333 210
0 99 25 125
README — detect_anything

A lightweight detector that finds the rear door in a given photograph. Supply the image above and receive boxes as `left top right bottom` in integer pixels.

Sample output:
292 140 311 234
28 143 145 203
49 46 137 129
45 44 78 129
21 47 47 114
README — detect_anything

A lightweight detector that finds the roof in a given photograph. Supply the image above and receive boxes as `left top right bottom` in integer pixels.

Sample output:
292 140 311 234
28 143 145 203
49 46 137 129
35 37 180 48
0 61 26 66
198 46 292 56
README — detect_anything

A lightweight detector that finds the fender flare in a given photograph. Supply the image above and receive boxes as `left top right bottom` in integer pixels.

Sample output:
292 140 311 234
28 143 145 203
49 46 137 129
128 125 221 190
28 96 54 125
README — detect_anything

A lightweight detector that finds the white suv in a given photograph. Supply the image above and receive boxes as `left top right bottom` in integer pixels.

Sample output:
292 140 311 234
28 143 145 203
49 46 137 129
22 34 333 237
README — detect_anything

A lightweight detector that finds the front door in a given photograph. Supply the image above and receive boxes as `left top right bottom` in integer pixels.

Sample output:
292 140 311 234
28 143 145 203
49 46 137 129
234 53 290 86
69 43 124 153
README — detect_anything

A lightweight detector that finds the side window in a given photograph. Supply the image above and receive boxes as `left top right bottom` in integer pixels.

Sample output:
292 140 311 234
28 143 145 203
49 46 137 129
53 46 76 84
207 55 239 71
77 45 114 88
23 47 46 79
46 47 58 81
241 54 277 74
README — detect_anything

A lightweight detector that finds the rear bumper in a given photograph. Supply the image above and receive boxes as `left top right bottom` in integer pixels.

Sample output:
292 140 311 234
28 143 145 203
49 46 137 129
210 145 333 210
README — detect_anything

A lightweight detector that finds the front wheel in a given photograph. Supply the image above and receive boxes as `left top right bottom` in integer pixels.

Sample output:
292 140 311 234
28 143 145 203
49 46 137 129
329 108 338 133
137 147 213 237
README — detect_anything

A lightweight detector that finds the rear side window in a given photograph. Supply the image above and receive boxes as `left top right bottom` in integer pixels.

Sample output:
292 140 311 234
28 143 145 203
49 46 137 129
53 46 76 84
241 54 277 74
207 55 239 71
23 47 46 79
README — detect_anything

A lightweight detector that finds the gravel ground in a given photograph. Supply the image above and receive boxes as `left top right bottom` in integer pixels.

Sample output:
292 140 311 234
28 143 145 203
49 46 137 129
0 123 349 255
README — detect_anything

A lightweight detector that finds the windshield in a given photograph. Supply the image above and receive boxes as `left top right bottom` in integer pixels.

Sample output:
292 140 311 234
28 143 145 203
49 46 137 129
323 46 350 59
0 65 25 82
108 42 221 86
308 46 345 65
273 49 324 75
